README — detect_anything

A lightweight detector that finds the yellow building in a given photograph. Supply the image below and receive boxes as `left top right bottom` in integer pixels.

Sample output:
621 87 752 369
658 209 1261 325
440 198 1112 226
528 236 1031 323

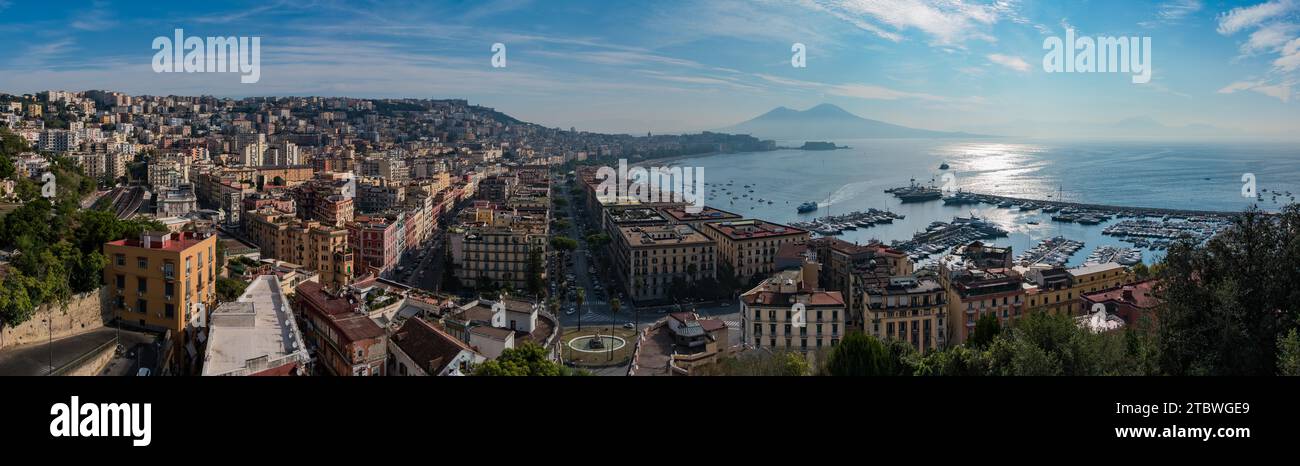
447 209 549 291
864 275 947 352
740 261 846 353
611 224 716 302
700 219 809 281
1023 262 1130 316
245 210 355 289
104 231 218 354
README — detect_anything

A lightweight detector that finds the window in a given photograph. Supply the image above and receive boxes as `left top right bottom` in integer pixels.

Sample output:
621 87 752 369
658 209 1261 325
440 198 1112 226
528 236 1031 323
115 254 125 266
137 299 147 314
137 257 148 269
164 304 175 318
115 274 125 289
137 278 147 293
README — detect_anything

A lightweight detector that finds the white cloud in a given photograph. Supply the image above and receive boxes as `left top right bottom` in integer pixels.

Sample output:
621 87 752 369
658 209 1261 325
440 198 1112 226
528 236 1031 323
71 1 117 31
800 0 1018 46
987 53 1030 72
1218 79 1294 102
1217 0 1296 35
1277 38 1300 70
1158 0 1203 21
1242 22 1299 53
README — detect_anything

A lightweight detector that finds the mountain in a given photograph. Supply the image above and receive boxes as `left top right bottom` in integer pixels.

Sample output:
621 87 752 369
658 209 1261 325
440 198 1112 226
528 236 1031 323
716 104 990 140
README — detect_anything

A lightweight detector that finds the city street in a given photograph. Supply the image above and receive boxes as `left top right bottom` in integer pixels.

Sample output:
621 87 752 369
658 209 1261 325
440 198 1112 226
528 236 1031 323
552 183 742 342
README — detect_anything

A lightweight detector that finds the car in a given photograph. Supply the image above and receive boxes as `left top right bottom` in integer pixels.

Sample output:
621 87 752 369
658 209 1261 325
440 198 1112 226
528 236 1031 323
623 323 635 329
136 368 152 377
565 308 576 315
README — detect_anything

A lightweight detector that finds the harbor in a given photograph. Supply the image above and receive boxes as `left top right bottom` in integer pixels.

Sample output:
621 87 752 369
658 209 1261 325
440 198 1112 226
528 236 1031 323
672 142 1295 268
1015 236 1085 267
789 208 905 236
889 215 1010 262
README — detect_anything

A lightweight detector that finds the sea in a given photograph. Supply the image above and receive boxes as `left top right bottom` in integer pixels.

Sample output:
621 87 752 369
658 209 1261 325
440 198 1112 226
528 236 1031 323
662 139 1300 267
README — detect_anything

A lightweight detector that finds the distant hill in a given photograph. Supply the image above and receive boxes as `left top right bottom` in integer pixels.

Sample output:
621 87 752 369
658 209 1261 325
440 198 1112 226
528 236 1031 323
716 103 990 140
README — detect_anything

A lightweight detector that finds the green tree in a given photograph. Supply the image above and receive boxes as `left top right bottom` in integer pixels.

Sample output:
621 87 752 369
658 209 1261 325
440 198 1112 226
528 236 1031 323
1279 329 1300 376
525 246 543 296
1157 206 1300 376
549 236 577 252
820 332 908 376
968 313 1001 348
474 342 583 376
216 277 249 302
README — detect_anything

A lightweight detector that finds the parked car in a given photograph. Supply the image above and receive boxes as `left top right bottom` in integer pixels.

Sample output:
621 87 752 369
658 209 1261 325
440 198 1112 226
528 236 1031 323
136 368 152 377
623 322 635 329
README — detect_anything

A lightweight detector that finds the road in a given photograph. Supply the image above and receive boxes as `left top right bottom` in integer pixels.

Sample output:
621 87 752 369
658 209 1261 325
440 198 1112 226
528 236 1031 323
0 327 158 376
552 184 742 337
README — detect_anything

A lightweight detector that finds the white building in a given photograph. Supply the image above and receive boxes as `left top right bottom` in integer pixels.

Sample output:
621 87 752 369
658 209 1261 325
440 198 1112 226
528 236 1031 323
201 275 311 376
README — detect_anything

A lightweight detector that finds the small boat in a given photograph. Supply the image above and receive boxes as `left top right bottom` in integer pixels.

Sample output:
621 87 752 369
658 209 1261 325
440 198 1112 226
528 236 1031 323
797 202 819 213
939 163 950 170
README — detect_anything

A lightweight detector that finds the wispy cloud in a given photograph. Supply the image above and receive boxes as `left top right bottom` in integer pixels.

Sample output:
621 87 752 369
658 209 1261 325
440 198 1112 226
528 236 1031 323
460 0 534 21
754 73 983 108
1218 79 1294 102
1158 0 1203 21
987 53 1030 72
800 0 1019 46
1217 0 1295 35
71 0 118 31
1140 0 1203 27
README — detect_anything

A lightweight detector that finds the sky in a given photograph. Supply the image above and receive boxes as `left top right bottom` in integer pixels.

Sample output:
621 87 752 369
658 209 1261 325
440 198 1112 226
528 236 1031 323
0 0 1298 138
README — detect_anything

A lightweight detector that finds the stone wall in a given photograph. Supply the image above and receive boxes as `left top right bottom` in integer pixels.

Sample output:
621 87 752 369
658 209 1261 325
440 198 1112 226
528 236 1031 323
61 341 116 376
0 289 108 351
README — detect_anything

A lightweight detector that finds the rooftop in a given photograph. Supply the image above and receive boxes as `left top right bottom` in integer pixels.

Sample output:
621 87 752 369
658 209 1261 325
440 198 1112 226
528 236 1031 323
1068 262 1125 278
659 205 741 223
106 230 211 252
704 219 806 241
618 224 713 247
391 318 479 375
202 276 310 376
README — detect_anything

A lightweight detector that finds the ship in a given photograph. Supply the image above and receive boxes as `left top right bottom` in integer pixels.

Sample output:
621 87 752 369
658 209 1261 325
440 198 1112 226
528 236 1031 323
899 188 943 203
797 202 819 213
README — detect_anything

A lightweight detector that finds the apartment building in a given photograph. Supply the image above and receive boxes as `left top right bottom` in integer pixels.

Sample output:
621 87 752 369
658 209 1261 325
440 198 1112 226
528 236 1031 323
611 224 716 302
810 237 912 314
864 275 947 352
103 231 218 357
447 214 548 292
700 219 809 282
347 214 406 278
293 281 387 376
245 210 355 289
739 261 845 353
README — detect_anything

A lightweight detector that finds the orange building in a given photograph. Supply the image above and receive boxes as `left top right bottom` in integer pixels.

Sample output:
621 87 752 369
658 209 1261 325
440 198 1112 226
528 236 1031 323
104 231 218 365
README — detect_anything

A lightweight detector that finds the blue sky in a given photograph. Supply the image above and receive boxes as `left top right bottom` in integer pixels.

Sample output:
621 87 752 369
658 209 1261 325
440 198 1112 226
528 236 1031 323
0 0 1298 138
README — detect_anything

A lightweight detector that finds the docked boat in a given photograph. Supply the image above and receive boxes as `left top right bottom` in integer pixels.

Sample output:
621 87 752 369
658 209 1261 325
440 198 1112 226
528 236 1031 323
899 187 943 203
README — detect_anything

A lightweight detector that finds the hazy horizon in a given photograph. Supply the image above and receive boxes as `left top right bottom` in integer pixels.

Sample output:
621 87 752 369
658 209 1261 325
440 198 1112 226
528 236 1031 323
2 0 1299 139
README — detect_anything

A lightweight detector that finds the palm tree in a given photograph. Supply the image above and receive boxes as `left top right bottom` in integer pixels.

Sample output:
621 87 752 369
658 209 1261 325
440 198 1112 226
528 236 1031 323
609 298 621 360
576 288 586 331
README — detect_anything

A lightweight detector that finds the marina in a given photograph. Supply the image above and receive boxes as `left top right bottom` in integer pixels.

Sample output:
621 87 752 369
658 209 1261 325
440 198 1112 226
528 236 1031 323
790 208 904 236
889 215 1009 262
1015 236 1085 267
1084 245 1143 266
